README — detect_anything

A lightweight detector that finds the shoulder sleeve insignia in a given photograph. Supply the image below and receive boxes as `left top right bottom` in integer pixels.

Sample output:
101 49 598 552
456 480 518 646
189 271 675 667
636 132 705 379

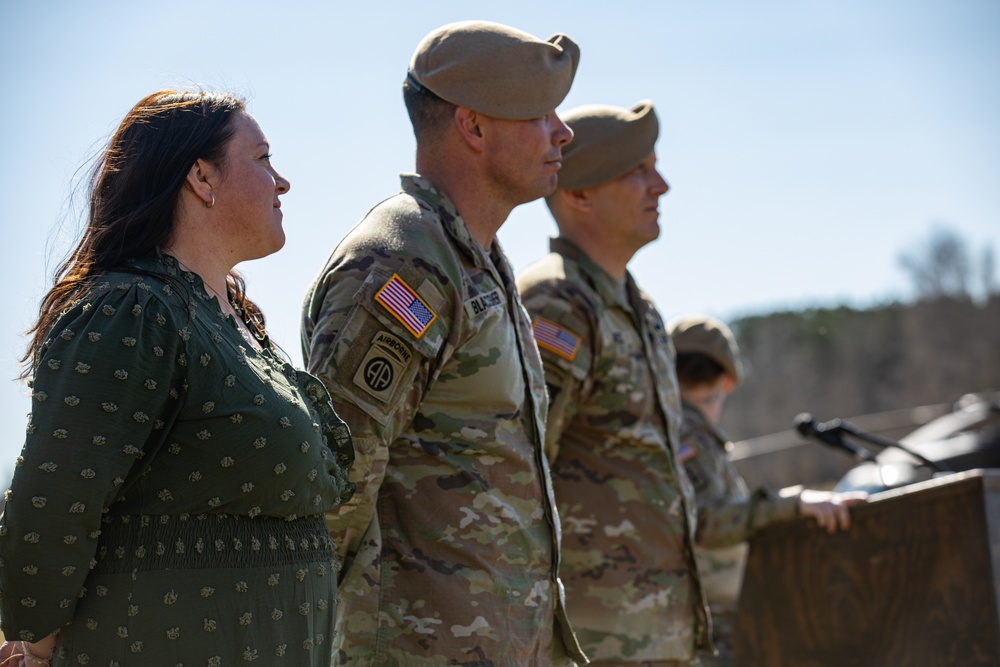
677 439 698 463
531 317 581 361
353 331 413 403
374 274 437 338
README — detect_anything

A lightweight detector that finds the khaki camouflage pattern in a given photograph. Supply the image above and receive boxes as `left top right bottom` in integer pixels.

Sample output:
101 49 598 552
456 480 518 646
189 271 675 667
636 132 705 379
301 175 584 666
679 401 799 667
517 238 710 664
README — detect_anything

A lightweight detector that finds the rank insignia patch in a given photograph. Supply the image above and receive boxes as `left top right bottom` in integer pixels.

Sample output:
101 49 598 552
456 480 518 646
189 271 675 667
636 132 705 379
375 274 437 338
532 317 581 361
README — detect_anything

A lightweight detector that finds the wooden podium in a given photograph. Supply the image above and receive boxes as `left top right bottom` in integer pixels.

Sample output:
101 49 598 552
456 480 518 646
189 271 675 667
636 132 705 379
735 469 1000 666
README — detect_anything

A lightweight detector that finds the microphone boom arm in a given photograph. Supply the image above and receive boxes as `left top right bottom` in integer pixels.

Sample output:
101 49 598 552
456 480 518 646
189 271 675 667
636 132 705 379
829 419 951 473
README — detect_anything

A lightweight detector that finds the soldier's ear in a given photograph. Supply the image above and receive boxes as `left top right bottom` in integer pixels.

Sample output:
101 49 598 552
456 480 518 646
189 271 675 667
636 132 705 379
454 107 486 153
561 187 592 212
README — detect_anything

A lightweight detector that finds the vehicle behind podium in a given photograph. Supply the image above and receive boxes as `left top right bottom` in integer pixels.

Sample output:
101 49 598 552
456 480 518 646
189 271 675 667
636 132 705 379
806 391 1000 494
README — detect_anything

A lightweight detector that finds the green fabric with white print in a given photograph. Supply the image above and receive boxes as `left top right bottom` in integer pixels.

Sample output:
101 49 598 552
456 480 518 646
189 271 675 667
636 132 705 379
0 254 355 666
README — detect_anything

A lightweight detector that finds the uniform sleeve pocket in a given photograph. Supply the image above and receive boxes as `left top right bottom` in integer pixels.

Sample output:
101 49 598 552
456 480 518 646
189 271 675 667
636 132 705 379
327 270 443 425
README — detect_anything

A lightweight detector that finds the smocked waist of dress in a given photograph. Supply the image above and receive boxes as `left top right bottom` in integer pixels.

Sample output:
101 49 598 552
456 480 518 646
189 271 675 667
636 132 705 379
92 514 336 574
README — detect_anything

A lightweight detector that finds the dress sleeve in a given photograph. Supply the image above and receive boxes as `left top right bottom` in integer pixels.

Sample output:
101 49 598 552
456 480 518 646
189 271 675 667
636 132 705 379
0 282 188 640
303 264 446 566
518 279 596 463
295 370 356 507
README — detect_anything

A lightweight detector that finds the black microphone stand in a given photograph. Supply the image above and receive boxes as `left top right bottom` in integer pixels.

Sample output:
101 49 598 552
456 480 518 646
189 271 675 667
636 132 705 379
825 418 951 473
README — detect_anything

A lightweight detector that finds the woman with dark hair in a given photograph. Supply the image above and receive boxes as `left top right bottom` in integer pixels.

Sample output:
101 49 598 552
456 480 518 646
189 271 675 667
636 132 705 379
0 90 354 666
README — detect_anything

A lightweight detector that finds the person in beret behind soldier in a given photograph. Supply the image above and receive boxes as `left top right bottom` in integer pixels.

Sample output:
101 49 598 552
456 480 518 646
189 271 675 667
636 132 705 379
301 20 586 667
670 315 865 667
517 102 864 667
517 100 706 667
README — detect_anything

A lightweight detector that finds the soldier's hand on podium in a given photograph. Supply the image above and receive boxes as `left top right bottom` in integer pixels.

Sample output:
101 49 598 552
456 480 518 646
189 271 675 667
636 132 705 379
797 489 868 533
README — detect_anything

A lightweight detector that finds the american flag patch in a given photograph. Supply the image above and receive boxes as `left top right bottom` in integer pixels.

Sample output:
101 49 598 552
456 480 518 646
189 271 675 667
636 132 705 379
677 440 697 462
532 317 581 361
375 275 437 338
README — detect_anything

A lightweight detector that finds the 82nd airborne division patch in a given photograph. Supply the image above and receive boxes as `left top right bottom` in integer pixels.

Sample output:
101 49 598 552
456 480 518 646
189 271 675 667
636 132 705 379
354 330 414 403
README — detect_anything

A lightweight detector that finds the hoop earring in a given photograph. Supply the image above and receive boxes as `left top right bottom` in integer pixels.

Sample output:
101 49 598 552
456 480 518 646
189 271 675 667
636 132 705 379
205 193 215 209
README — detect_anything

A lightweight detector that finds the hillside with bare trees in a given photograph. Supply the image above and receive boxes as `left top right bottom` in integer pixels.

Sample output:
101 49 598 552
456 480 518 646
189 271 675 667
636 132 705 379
722 295 1000 439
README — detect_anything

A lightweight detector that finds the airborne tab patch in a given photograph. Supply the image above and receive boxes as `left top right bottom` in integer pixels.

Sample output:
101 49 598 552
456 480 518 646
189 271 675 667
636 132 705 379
375 274 437 338
532 317 581 361
353 331 413 402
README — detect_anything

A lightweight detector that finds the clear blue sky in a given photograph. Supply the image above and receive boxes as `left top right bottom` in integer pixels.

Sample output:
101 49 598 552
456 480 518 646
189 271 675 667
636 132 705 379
1 0 998 472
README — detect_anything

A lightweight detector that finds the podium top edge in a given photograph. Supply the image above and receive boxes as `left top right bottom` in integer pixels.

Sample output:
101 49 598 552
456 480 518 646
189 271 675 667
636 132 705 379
869 468 1000 503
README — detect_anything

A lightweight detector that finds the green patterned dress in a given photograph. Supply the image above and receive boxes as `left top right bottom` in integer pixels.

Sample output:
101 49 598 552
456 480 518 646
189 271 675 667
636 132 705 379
0 254 354 666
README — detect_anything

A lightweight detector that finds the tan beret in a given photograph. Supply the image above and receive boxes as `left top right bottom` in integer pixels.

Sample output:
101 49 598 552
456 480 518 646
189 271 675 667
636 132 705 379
556 101 659 190
668 314 744 385
408 20 579 120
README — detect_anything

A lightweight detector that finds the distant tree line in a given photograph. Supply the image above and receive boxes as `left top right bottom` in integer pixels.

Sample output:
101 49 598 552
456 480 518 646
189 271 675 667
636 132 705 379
722 226 999 438
722 296 1000 438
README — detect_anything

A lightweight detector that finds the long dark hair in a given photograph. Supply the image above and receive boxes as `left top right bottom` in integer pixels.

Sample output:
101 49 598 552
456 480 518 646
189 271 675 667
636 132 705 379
21 89 268 377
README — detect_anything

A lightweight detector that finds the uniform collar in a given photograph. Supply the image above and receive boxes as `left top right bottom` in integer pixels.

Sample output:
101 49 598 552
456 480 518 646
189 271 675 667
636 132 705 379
550 237 635 312
681 399 732 447
401 173 502 274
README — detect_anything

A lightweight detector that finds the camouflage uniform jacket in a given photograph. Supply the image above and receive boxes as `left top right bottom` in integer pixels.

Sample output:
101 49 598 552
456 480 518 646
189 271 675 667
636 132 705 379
517 238 711 663
679 401 798 666
301 175 585 666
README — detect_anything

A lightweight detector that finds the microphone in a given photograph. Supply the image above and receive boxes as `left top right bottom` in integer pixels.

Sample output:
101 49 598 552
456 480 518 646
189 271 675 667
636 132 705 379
794 413 878 462
828 418 949 473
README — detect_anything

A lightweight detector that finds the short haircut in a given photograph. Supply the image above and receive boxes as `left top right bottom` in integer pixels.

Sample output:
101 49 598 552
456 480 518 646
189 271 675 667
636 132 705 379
402 79 457 146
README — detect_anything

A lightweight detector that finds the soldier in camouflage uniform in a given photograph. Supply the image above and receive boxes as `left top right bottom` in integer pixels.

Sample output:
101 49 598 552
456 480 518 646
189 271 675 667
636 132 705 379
301 21 587 667
517 101 709 667
670 315 865 667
